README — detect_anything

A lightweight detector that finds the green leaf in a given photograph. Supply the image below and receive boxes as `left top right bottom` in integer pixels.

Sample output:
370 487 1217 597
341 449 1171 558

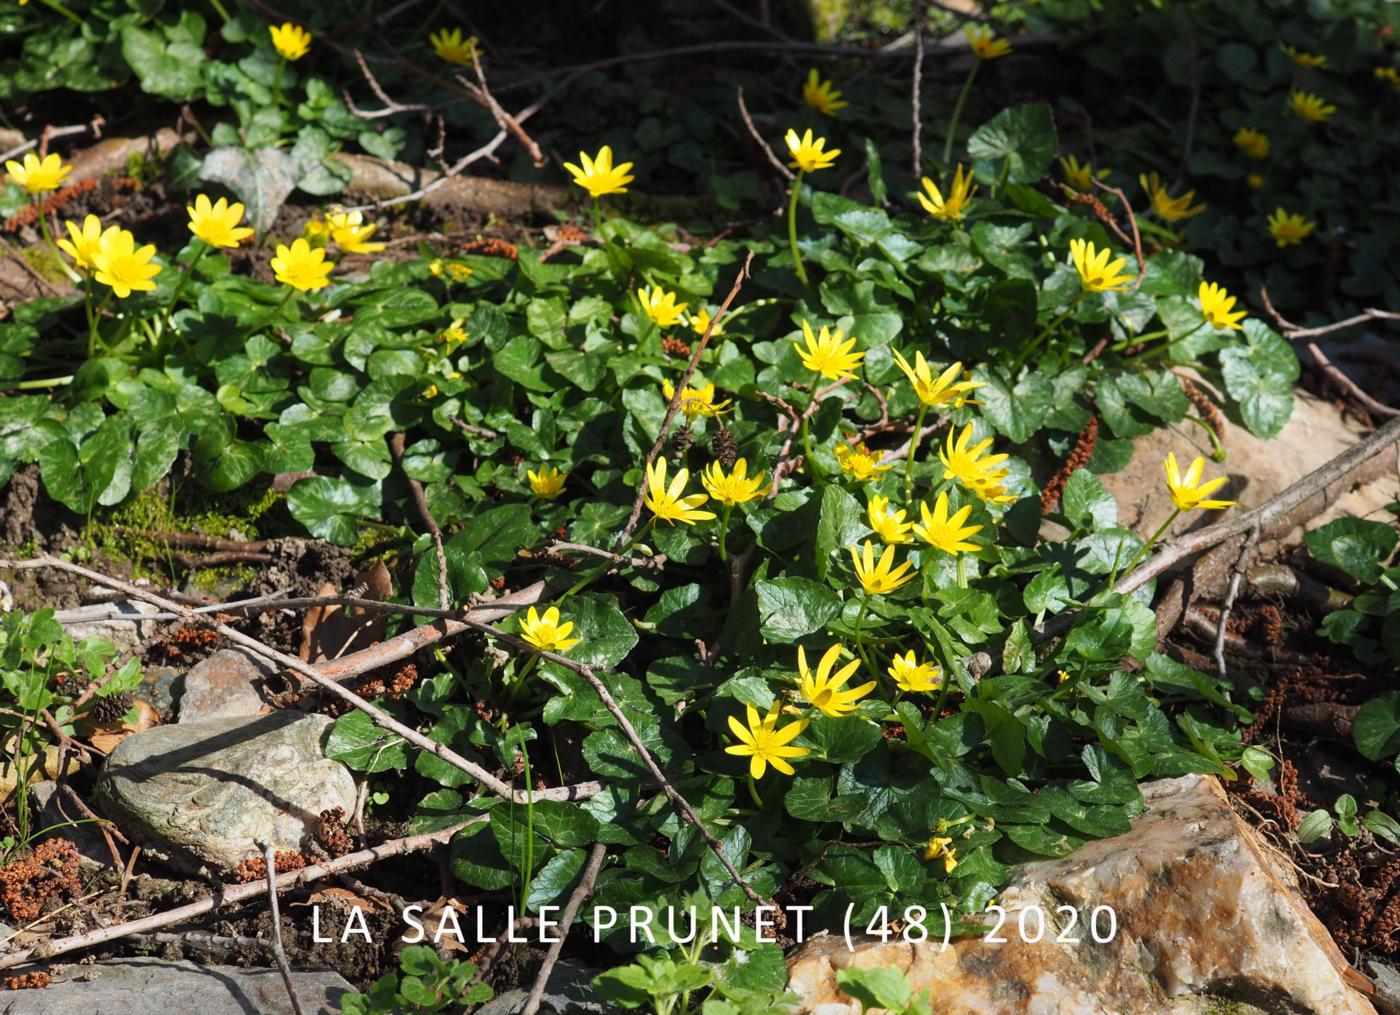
1355 692 1400 761
1219 320 1298 438
1305 518 1398 584
1296 808 1334 845
1061 469 1117 531
200 146 299 233
967 103 1058 184
754 578 842 643
286 475 381 546
976 369 1053 443
121 21 205 101
801 716 882 764
527 848 585 910
326 710 409 772
550 594 639 669
834 968 912 1012
813 486 868 581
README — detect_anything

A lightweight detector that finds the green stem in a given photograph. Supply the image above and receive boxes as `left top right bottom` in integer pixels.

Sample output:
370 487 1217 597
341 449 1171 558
1110 325 1170 353
992 154 1011 200
787 170 808 286
206 0 231 22
1012 293 1081 373
1185 414 1226 462
32 198 78 284
272 58 286 107
718 504 733 564
746 774 763 808
853 598 877 676
83 272 96 351
903 402 929 503
163 240 206 326
2 375 72 393
560 521 652 601
1116 507 1181 583
591 196 622 278
941 59 982 167
1133 320 1208 364
956 553 968 589
33 0 83 26
243 286 296 339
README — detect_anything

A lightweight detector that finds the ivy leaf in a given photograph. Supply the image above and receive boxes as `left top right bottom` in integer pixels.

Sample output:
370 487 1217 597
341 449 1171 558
1305 518 1398 584
1219 320 1299 438
286 475 382 546
754 577 842 643
967 103 1058 184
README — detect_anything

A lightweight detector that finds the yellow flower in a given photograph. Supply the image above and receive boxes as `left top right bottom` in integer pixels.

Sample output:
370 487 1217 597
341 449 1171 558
429 27 479 66
725 702 809 779
784 128 840 173
940 423 1011 500
687 307 721 336
889 651 942 694
303 217 331 245
802 69 848 116
644 459 715 526
1059 154 1108 193
867 495 913 545
1281 45 1326 69
913 491 983 555
1267 207 1315 248
1198 281 1246 331
1069 237 1133 293
187 194 253 249
527 466 566 499
1057 669 1071 683
835 442 894 482
966 24 1011 60
917 164 978 222
1232 127 1270 160
701 459 768 506
1376 66 1400 91
423 383 439 399
269 22 311 61
56 215 116 272
518 606 581 653
440 322 468 349
1139 172 1205 223
1246 173 1265 190
427 258 445 278
662 378 730 420
638 286 689 328
797 643 875 718
891 352 981 409
924 835 958 874
1287 90 1336 122
563 145 634 199
850 540 915 595
4 152 70 194
1164 453 1234 512
271 237 334 291
794 320 863 380
326 210 385 254
91 228 160 299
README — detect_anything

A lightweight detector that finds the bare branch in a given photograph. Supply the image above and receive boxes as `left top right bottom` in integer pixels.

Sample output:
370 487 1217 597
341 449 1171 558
736 88 793 181
262 844 306 1015
521 842 608 1015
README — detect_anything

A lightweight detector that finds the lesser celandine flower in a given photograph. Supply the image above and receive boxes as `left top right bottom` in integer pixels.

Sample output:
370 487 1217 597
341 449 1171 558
850 540 915 595
57 215 115 272
563 145 634 198
663 378 730 420
1233 127 1270 160
917 165 977 222
1059 154 1109 193
725 703 809 780
966 24 1011 60
271 238 334 291
637 286 688 328
1267 208 1315 247
5 151 70 194
867 495 913 545
795 321 863 380
1281 45 1326 69
269 22 311 61
644 459 715 526
924 835 958 874
784 128 840 173
1287 90 1336 122
1139 172 1205 223
527 466 566 499
326 210 385 254
429 27 479 66
797 643 874 718
889 651 942 694
913 492 983 555
940 423 1012 501
91 228 160 298
518 606 581 652
1199 281 1246 330
1069 237 1133 292
701 459 768 506
1247 173 1265 190
802 69 847 116
187 194 253 249
687 307 720 336
1164 453 1234 511
892 353 981 409
1376 67 1400 91
834 442 894 482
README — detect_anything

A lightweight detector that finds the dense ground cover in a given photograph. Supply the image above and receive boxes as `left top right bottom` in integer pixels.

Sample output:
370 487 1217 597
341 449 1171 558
1 1 1399 1011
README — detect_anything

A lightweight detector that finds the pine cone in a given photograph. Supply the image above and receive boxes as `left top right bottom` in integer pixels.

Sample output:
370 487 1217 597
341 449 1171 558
90 692 135 724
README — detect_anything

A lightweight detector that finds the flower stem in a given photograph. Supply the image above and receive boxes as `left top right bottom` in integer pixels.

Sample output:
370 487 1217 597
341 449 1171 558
162 239 206 327
941 59 982 167
272 58 286 107
903 402 929 503
853 598 877 676
717 504 733 564
243 286 295 339
746 774 763 808
206 0 232 22
1115 507 1181 585
956 553 968 589
787 170 808 286
1012 292 1081 373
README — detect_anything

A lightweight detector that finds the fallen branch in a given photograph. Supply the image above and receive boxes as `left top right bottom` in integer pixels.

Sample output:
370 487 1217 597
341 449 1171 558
1213 524 1259 677
262 844 306 1015
520 841 608 1015
390 432 450 612
1091 178 1146 289
615 253 754 549
736 88 793 182
911 0 927 178
0 817 486 971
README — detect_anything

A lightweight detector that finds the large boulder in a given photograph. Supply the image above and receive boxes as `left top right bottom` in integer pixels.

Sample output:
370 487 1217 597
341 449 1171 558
786 773 1375 1014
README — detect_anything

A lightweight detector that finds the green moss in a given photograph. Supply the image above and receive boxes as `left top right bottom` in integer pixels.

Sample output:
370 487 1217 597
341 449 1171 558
22 245 71 285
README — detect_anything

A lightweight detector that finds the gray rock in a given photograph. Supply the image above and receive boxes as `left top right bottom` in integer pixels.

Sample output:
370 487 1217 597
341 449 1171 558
96 713 356 870
1369 960 1400 1015
477 960 607 1014
178 648 275 723
0 957 352 1014
52 599 163 656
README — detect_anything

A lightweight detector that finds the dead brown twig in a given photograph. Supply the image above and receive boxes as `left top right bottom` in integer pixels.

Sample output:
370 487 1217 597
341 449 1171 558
910 0 927 179
615 253 755 549
463 49 546 168
735 89 794 182
389 432 450 612
262 844 306 1015
1090 178 1146 289
520 841 608 1015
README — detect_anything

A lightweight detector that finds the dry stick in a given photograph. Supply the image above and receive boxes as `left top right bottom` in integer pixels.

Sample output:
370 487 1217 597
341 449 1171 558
520 841 608 1015
350 49 433 118
261 844 306 1015
0 817 486 971
735 88 794 181
910 0 927 178
465 48 547 168
544 541 667 571
1091 178 1145 288
1213 524 1259 678
1305 342 1400 419
0 557 585 806
390 432 450 612
0 123 94 163
1035 414 1400 642
614 253 755 550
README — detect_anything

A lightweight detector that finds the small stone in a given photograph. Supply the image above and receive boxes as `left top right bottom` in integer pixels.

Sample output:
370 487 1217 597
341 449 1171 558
178 648 275 723
0 957 352 1014
476 960 607 1014
96 713 356 871
52 599 163 656
1369 961 1400 1015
